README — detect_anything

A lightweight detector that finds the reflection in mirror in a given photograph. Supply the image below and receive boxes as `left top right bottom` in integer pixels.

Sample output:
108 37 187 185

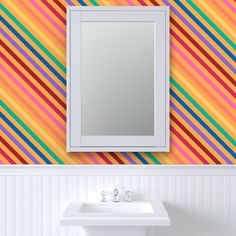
81 22 154 136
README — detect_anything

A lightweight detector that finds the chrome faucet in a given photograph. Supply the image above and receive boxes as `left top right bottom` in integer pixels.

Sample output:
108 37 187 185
113 187 119 202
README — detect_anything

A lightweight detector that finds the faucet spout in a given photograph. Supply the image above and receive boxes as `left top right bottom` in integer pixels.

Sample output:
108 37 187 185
113 187 119 202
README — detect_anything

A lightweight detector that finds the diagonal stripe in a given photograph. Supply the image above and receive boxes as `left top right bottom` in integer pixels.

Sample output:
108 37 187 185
2 29 65 97
175 0 235 61
1 125 41 164
1 66 66 133
2 113 53 164
171 102 232 164
30 0 65 35
1 53 66 121
171 77 235 146
1 101 64 164
1 16 66 85
171 41 235 109
187 0 235 49
146 153 161 164
1 4 66 74
171 29 235 96
1 136 28 164
171 18 235 86
163 0 235 72
1 149 16 164
77 0 87 6
133 153 149 164
41 0 66 25
171 90 235 158
121 152 136 164
109 152 125 164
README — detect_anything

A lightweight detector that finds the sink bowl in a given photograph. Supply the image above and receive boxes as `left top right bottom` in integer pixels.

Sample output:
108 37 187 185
61 201 170 227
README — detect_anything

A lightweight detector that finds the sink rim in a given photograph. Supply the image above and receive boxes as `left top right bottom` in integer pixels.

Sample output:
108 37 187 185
61 201 171 227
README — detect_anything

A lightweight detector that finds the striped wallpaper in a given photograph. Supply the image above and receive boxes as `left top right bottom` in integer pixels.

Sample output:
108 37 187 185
1 0 235 165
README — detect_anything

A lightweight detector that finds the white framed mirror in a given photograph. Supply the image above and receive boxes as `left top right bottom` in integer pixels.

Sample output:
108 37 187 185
67 7 169 152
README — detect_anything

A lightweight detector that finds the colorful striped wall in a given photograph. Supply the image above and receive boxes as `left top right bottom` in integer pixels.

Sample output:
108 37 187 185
1 0 235 165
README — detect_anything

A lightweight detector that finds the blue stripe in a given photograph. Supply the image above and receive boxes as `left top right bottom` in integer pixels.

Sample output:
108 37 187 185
170 89 235 158
2 113 52 164
175 0 236 61
1 16 66 86
77 0 87 6
133 152 149 164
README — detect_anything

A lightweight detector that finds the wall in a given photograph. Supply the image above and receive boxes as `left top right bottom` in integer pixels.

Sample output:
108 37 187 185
0 166 235 236
1 0 235 164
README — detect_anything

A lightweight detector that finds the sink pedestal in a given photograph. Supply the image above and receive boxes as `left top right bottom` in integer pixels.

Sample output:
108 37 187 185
83 226 148 236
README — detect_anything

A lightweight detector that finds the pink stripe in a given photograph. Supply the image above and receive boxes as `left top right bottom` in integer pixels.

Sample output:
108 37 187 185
0 160 3 164
2 66 66 133
223 0 236 13
30 0 65 36
87 153 100 164
171 42 236 109
126 0 135 6
171 52 235 119
171 138 196 164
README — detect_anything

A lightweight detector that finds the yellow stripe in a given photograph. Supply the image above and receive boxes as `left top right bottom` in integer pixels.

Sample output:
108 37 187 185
4 1 66 63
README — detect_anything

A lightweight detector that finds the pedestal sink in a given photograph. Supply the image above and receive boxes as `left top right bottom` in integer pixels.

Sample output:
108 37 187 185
61 201 170 236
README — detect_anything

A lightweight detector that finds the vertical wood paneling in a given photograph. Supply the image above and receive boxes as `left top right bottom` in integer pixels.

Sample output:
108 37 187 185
0 175 235 236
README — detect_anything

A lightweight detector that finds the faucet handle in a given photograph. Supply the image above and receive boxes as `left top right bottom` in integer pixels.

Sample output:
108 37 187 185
100 191 108 202
125 190 133 202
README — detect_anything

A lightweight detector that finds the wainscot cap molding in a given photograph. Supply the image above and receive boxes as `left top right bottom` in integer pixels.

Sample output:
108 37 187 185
0 165 235 176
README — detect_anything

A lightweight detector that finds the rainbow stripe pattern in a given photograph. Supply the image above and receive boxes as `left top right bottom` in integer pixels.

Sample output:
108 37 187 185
1 0 235 165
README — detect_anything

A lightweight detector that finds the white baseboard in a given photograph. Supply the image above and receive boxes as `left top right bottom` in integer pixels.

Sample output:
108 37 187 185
0 165 235 176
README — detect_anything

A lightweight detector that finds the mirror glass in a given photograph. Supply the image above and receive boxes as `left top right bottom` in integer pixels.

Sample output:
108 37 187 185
81 22 155 136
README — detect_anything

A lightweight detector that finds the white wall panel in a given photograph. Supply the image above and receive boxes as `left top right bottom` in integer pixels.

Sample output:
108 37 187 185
0 166 235 236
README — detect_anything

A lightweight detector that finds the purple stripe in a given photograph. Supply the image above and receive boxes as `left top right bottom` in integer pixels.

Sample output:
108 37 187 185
1 29 66 97
1 125 40 164
66 0 75 5
171 101 233 164
121 152 136 164
163 0 235 73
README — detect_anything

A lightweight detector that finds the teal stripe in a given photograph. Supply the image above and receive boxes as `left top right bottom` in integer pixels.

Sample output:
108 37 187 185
1 101 64 164
0 4 66 74
89 0 99 6
170 77 235 146
146 153 161 164
187 0 235 50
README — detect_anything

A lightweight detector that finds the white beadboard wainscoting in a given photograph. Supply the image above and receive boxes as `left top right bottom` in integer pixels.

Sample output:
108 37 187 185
0 165 235 236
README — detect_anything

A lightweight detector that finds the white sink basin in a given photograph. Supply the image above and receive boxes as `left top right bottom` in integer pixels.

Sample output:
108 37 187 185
61 201 170 227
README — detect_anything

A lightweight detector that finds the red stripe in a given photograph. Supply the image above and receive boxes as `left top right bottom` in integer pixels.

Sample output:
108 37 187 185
148 0 159 6
1 137 28 164
170 125 209 164
171 114 221 164
1 53 66 121
2 42 66 110
171 29 235 97
53 0 66 13
1 149 16 164
109 152 125 164
149 0 235 87
41 0 66 25
137 0 147 6
97 152 113 164
171 19 235 87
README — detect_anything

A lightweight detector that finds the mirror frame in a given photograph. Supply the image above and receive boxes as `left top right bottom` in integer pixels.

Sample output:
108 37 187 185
67 7 170 152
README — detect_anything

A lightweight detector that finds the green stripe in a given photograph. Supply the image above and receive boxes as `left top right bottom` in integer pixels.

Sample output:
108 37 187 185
89 0 99 6
1 101 64 164
171 77 235 146
146 152 161 164
1 4 66 73
187 0 235 50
